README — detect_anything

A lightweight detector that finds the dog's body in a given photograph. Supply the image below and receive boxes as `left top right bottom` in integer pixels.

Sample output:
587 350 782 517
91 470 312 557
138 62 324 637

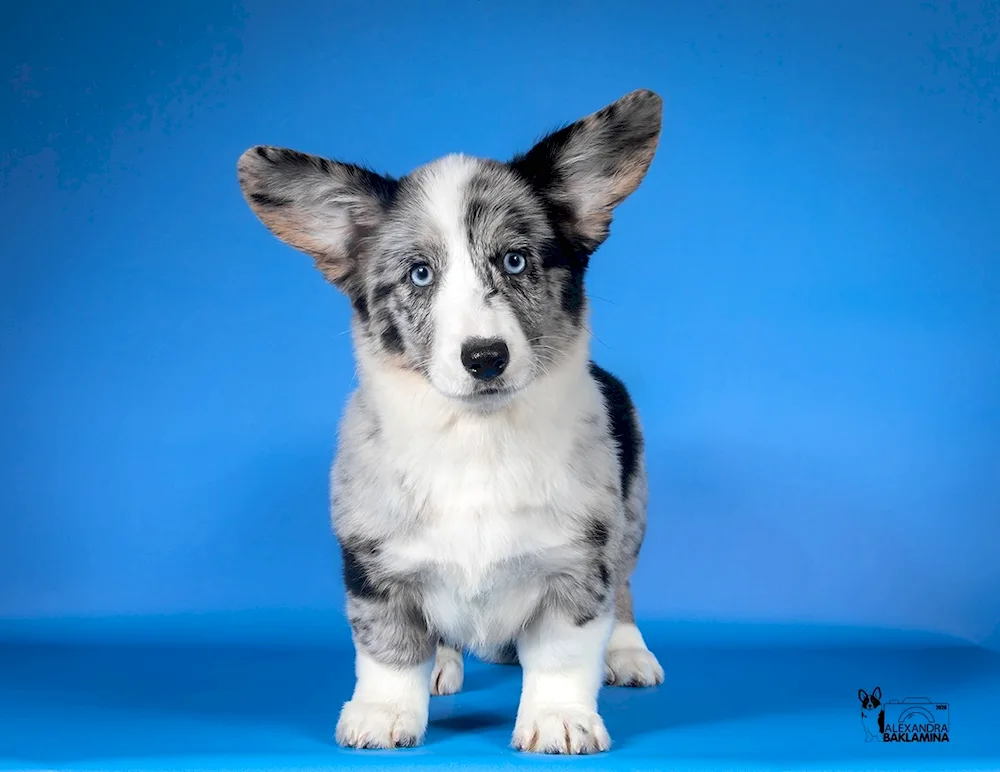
238 89 665 754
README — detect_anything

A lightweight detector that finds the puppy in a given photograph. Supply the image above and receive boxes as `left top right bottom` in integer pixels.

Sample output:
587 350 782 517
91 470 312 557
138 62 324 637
237 89 665 754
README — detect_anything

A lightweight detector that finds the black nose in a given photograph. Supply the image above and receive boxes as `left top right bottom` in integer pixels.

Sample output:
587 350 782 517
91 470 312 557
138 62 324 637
461 337 509 381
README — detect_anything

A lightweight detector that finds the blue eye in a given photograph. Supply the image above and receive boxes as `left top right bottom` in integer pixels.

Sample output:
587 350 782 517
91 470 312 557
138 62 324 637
410 263 434 287
502 251 527 275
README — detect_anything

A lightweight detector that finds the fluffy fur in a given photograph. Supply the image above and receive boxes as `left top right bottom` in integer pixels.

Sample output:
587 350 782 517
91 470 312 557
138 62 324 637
237 88 665 754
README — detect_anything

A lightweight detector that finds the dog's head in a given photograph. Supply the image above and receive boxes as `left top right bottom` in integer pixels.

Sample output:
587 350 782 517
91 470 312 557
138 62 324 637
858 687 882 711
237 89 662 408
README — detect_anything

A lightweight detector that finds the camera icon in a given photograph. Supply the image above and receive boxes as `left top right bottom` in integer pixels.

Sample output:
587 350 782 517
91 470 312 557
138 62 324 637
881 697 950 741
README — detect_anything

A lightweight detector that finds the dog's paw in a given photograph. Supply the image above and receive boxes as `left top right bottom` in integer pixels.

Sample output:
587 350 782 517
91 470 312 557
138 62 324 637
511 707 611 754
335 700 425 749
604 646 664 687
431 646 463 696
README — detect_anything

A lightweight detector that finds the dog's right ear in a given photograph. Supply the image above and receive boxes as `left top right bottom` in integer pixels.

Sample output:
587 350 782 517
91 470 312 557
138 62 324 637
510 89 662 254
858 689 869 703
237 146 398 288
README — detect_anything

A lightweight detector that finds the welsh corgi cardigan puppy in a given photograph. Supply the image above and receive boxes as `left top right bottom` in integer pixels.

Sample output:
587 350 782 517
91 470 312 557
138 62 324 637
237 88 665 754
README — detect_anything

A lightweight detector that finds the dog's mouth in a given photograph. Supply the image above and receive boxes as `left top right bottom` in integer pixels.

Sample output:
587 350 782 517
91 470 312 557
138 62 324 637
468 385 517 399
475 386 508 396
427 366 536 409
449 382 524 408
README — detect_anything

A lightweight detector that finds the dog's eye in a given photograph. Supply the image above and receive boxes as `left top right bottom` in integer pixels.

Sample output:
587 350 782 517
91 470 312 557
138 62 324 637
409 263 434 287
502 251 527 275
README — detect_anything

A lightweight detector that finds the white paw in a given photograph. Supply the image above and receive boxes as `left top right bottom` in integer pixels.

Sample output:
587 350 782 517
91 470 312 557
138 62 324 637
335 700 426 749
604 646 664 687
430 647 464 696
512 706 611 754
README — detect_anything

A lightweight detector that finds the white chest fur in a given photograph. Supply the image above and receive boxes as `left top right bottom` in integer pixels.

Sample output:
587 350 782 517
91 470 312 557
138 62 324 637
353 340 611 649
384 414 578 647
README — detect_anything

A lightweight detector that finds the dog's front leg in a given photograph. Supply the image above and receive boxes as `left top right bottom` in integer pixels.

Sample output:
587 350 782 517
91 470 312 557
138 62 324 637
511 609 614 754
335 592 436 749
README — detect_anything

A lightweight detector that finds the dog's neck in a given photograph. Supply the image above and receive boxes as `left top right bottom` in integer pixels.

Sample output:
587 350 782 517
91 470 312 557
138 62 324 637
354 331 594 439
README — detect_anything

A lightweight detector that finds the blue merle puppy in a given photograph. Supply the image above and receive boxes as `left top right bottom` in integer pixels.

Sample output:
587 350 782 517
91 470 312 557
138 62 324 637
236 89 664 754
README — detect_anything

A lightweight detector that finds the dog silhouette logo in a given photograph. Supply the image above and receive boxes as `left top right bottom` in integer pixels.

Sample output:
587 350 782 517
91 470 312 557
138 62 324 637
858 687 885 742
857 687 950 743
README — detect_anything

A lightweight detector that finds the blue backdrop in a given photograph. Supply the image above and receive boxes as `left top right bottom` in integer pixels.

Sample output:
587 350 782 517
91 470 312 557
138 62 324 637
2 0 998 650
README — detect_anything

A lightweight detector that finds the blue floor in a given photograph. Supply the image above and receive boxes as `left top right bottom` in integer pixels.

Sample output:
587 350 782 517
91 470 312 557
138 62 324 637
1 616 998 771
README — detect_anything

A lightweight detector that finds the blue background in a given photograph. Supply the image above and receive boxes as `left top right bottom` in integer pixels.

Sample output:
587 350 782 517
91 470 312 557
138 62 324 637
3 2 1000 770
2 0 999 651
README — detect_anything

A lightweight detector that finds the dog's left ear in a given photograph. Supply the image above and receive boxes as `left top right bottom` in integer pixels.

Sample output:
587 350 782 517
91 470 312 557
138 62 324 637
510 89 662 252
871 687 882 702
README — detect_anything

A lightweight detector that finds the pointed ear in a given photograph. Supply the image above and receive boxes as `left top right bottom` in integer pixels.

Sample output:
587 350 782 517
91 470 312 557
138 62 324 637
510 88 662 251
858 689 868 703
236 145 398 288
871 687 882 701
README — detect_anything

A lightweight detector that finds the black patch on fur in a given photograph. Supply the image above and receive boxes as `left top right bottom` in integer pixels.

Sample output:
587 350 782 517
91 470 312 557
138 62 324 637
372 283 395 305
356 166 400 210
540 228 589 321
249 191 291 208
598 562 611 589
585 519 609 548
352 293 370 323
589 362 642 499
381 320 404 353
464 197 489 239
343 536 382 556
341 543 383 600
